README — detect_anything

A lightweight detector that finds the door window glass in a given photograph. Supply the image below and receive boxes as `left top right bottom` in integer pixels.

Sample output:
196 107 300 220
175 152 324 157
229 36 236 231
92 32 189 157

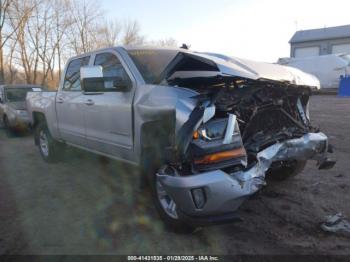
63 56 90 91
94 53 131 91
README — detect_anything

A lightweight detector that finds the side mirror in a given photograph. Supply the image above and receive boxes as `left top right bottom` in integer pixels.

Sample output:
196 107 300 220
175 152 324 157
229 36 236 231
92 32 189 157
80 66 131 93
0 97 2 103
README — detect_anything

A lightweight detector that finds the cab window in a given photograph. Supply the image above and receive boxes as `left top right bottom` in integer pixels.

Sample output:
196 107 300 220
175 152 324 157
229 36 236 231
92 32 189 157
94 52 131 91
63 56 90 91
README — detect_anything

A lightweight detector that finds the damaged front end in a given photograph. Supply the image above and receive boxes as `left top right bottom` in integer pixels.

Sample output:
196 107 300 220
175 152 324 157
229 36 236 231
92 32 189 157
153 54 335 225
127 48 336 225
157 86 335 224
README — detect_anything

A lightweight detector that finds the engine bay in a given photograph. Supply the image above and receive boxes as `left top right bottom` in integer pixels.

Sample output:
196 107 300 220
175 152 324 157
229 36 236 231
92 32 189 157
170 76 329 174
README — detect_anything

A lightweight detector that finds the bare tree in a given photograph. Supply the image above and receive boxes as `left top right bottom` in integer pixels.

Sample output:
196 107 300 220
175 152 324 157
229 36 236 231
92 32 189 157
8 0 68 86
96 18 145 48
52 0 73 81
4 36 18 83
68 0 102 54
0 0 35 83
8 0 38 84
97 19 122 48
0 0 176 89
122 19 144 45
149 37 178 47
0 0 12 83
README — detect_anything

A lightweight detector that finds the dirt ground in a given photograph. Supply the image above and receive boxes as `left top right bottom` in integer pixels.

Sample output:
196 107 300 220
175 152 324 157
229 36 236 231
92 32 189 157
0 95 349 255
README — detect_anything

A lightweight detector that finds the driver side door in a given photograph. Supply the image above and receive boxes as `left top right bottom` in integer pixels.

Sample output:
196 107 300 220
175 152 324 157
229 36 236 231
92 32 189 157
84 51 135 159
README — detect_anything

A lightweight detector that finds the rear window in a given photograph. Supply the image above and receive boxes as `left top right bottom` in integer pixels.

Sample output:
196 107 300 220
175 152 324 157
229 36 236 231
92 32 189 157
127 49 178 84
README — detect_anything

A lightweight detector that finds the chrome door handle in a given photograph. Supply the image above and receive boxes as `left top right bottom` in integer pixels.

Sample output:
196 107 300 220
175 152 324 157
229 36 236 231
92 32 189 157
57 97 64 103
85 99 94 106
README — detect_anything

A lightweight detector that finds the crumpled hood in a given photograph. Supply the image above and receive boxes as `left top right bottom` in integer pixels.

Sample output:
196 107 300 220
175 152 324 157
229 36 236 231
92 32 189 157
8 101 27 110
167 51 321 89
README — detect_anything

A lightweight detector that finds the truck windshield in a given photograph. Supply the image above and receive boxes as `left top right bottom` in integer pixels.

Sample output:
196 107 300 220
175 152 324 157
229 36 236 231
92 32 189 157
5 88 32 102
127 49 178 84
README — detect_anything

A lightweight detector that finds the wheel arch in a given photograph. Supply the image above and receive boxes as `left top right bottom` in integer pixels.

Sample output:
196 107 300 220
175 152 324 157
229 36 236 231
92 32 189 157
140 119 175 159
139 118 176 180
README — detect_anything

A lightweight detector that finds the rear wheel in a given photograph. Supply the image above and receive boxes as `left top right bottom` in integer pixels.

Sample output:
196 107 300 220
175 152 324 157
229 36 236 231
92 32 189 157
35 121 63 163
267 160 307 181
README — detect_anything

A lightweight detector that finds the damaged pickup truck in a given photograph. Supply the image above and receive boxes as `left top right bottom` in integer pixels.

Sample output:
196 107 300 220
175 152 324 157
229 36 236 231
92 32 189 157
26 47 335 232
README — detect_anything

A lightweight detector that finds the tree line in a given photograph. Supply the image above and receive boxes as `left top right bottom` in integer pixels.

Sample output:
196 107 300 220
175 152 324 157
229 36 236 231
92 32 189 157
0 0 177 89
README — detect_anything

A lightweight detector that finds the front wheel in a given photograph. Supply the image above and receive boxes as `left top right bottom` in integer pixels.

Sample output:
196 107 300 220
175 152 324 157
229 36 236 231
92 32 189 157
35 122 62 163
150 165 196 233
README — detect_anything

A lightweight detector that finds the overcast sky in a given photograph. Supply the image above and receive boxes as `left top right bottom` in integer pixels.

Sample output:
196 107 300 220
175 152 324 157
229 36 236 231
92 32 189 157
101 0 350 62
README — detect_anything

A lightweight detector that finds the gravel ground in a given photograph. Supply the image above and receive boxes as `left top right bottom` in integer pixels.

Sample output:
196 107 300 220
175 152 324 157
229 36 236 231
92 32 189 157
0 95 349 255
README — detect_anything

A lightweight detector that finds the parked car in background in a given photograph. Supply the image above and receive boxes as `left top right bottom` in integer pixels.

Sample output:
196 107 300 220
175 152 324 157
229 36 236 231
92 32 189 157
26 47 335 232
0 85 42 132
278 54 350 89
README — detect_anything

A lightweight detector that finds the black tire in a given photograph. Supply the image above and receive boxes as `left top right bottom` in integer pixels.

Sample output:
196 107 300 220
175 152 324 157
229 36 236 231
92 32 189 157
34 121 62 163
142 151 196 234
267 160 307 181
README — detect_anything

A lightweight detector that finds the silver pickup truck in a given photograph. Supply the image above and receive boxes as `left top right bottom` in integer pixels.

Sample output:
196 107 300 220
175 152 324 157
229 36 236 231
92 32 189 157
26 46 335 232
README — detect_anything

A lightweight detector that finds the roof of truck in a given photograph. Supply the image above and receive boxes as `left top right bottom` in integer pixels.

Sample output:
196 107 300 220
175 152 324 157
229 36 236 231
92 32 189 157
66 46 320 88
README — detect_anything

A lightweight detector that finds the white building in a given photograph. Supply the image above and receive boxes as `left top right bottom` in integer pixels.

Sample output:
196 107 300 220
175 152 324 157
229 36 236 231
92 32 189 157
290 25 350 58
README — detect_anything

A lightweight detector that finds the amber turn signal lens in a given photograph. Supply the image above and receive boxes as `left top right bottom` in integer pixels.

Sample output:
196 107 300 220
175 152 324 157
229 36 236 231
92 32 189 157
193 130 199 139
194 148 246 165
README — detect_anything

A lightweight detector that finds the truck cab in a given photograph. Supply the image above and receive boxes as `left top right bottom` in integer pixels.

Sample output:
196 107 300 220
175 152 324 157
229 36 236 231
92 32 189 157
55 50 137 163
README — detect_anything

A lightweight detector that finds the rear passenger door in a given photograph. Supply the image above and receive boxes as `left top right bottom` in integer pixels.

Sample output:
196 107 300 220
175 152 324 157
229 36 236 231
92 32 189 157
56 56 90 146
84 51 135 159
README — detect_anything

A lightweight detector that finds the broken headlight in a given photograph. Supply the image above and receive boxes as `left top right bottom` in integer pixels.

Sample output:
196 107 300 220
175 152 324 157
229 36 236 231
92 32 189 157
190 116 247 171
193 118 227 141
297 98 310 125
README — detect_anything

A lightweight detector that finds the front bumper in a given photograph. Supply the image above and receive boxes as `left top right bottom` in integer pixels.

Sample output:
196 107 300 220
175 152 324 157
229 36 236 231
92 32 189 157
157 132 332 222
